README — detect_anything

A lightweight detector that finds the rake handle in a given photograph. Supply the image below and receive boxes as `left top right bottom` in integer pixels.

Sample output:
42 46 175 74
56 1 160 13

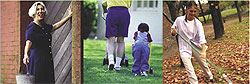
176 33 224 74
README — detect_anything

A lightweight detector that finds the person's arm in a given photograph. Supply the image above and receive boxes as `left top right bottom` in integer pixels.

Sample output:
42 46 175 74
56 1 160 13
102 0 108 13
102 3 108 20
171 28 178 36
52 6 72 32
23 40 32 65
129 0 132 8
171 17 179 36
200 44 206 58
147 33 153 42
133 31 138 41
102 5 108 13
197 21 207 58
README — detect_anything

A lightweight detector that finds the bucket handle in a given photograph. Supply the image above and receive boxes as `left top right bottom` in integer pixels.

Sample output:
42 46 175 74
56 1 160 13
26 62 30 75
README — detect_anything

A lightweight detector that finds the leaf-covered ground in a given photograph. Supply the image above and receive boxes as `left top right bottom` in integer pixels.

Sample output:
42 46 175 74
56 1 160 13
163 18 249 83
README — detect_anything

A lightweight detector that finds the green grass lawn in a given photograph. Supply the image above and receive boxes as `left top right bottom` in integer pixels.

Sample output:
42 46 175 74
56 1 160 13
84 39 163 83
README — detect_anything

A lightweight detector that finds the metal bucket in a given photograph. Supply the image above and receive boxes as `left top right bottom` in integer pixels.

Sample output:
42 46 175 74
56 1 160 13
16 74 35 84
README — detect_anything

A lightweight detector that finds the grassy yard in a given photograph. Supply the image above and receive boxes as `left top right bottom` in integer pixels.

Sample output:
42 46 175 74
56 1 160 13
84 39 163 83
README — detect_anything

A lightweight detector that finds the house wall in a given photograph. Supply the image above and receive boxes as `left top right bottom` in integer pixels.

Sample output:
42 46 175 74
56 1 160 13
1 1 22 83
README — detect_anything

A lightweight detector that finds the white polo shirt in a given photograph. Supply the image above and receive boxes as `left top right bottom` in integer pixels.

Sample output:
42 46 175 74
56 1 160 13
171 15 207 58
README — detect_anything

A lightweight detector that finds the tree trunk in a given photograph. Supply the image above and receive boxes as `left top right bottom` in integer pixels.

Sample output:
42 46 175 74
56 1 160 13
181 5 185 16
235 1 242 22
166 1 178 21
209 1 224 39
164 1 184 67
198 0 206 23
72 1 83 83
163 13 174 24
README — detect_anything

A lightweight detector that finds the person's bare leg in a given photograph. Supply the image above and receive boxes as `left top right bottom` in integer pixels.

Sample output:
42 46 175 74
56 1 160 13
107 36 115 70
114 37 125 70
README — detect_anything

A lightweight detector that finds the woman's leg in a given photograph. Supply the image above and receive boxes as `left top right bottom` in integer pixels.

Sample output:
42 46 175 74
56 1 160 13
114 37 125 70
107 36 115 70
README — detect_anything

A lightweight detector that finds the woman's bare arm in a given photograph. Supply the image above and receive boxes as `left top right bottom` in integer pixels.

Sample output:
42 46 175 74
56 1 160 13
52 6 72 32
23 40 32 64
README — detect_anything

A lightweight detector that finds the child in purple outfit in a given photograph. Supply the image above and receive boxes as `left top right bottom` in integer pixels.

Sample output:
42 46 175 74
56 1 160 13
132 23 152 76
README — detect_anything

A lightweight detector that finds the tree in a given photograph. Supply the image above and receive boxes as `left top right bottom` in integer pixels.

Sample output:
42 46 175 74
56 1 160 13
82 1 98 39
163 1 185 68
198 0 206 23
234 1 242 22
166 1 178 21
209 1 224 39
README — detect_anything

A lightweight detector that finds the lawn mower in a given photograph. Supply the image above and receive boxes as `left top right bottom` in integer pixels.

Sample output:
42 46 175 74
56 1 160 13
148 42 154 74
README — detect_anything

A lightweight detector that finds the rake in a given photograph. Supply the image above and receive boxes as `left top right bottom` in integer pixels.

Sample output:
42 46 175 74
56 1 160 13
177 33 232 84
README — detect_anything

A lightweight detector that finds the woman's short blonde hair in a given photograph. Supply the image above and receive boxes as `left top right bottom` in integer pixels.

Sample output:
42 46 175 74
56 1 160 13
28 2 48 18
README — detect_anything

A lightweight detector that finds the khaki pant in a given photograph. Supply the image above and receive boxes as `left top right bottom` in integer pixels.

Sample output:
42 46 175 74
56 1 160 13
181 43 213 84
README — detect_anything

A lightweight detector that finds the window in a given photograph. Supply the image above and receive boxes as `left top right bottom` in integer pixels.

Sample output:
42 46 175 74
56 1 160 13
133 0 158 11
149 1 154 7
137 1 142 7
143 1 148 7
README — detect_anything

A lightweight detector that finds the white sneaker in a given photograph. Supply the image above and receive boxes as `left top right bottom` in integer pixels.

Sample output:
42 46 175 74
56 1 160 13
133 73 139 76
141 71 148 76
108 55 114 70
114 66 120 71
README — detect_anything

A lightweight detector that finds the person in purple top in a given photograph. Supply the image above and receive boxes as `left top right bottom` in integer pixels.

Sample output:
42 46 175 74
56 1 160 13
132 23 152 76
22 2 72 83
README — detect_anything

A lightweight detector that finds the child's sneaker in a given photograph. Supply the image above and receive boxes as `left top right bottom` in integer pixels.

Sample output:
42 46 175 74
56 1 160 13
133 73 139 76
141 71 148 76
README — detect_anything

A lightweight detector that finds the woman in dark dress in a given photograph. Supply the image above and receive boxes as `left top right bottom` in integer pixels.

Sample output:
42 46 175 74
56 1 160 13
22 2 72 83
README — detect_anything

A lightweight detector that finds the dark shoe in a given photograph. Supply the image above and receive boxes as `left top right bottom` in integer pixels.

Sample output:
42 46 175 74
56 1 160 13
210 79 216 83
180 64 185 68
108 64 114 70
180 58 185 68
103 58 107 66
125 59 129 67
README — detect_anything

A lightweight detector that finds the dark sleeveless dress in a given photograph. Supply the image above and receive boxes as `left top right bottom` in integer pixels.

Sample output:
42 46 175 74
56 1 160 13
25 22 55 83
